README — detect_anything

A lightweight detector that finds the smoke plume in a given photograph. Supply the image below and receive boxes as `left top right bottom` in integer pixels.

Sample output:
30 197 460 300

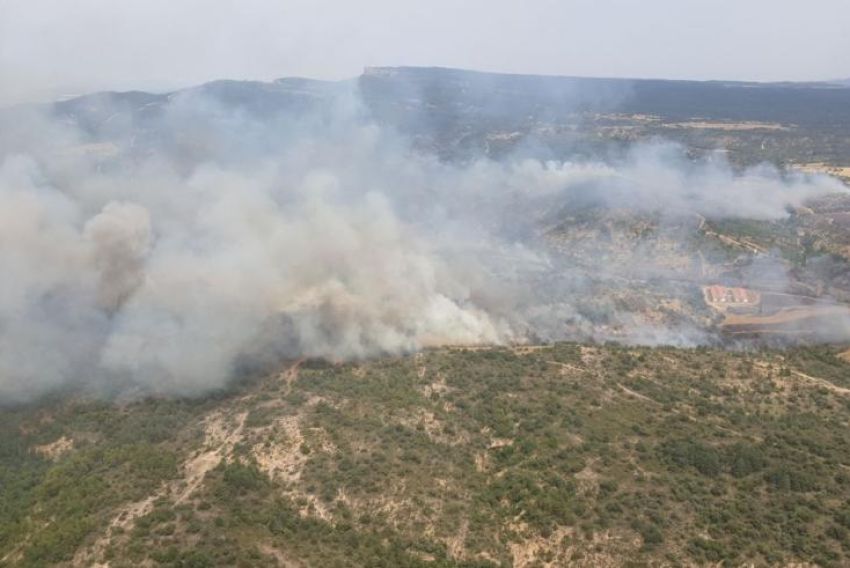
0 86 844 403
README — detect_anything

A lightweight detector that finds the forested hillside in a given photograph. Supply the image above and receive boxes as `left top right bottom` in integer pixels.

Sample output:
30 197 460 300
4 343 850 567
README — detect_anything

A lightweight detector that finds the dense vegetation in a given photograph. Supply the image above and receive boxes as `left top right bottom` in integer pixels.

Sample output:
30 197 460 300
2 343 850 566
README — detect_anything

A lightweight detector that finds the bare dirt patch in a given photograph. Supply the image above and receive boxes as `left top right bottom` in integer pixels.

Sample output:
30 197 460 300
509 526 572 568
252 415 307 483
33 435 73 460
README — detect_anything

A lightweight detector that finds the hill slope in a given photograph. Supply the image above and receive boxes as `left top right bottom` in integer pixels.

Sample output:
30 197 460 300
4 343 850 566
10 66 848 170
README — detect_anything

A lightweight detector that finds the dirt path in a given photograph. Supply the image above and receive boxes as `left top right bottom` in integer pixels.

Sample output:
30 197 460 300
75 359 309 566
791 370 850 396
175 410 248 504
618 383 658 404
446 519 469 559
74 410 248 566
414 352 427 378
281 358 305 395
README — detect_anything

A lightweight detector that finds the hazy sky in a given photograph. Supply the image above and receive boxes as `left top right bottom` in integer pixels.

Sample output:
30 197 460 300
1 0 848 104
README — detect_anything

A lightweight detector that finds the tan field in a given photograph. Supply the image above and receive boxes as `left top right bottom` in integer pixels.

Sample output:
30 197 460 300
663 120 790 131
721 305 850 335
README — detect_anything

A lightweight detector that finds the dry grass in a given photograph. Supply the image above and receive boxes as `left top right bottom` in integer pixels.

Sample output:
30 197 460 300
791 162 850 180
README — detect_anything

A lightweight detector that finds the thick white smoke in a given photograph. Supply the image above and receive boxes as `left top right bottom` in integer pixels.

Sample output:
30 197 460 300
0 91 844 403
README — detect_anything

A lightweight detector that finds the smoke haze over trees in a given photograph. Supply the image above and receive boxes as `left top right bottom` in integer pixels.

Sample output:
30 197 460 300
0 77 845 403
